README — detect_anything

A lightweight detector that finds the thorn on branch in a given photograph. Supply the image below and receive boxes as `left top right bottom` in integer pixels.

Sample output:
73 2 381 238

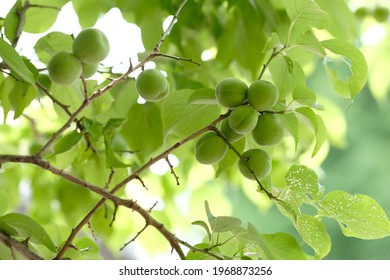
105 168 115 189
136 176 148 190
165 157 180 186
120 224 149 251
149 201 158 212
109 203 119 227
87 221 98 241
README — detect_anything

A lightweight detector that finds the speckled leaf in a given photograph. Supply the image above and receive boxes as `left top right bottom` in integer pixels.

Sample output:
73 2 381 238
280 165 324 207
319 191 390 239
294 214 331 259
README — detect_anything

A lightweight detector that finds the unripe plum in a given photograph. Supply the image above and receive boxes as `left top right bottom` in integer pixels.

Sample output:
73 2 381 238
195 132 228 164
238 149 271 180
72 28 110 64
221 119 244 143
373 6 389 22
215 78 248 108
47 51 82 85
228 105 258 134
136 69 170 102
251 114 284 146
247 80 279 111
82 63 99 78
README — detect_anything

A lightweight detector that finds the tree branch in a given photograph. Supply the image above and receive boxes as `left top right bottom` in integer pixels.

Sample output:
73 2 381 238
0 232 44 260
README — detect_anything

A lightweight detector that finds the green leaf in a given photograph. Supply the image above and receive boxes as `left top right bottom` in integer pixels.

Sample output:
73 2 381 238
283 0 330 30
34 31 73 64
103 118 131 168
186 243 219 260
322 39 368 99
191 220 211 242
210 216 242 233
121 102 163 161
263 233 307 260
0 213 56 252
295 107 327 156
72 0 111 28
279 112 299 150
269 55 305 99
280 164 324 207
215 137 245 177
53 130 82 155
319 191 390 239
247 223 275 260
24 0 69 33
9 82 37 119
188 88 218 105
0 37 35 84
0 76 16 122
294 214 331 259
263 32 282 53
316 0 357 41
162 89 220 139
4 0 21 43
296 30 326 58
292 84 324 110
0 191 8 216
312 114 326 157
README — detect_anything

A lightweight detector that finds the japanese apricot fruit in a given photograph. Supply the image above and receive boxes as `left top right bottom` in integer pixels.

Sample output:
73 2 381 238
215 78 248 108
238 149 271 180
247 80 279 111
135 69 170 102
47 51 82 85
228 105 258 134
221 118 244 143
195 132 228 164
72 28 110 64
251 114 284 146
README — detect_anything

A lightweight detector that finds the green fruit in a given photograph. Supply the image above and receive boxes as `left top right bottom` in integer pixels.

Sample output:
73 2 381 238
228 105 258 134
374 6 389 22
215 78 248 108
136 69 170 102
221 118 244 143
238 149 271 180
82 63 99 78
72 28 110 64
247 80 279 111
47 51 82 85
252 114 284 146
354 7 368 19
195 132 228 164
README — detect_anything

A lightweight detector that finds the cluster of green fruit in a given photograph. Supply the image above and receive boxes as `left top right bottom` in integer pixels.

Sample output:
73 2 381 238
195 77 285 181
135 69 170 102
47 28 110 85
355 6 389 22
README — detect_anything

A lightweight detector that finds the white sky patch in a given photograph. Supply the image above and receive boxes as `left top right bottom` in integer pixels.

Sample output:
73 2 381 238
361 24 387 46
150 154 179 176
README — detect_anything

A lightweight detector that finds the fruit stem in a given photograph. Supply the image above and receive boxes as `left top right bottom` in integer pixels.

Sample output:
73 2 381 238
212 128 276 200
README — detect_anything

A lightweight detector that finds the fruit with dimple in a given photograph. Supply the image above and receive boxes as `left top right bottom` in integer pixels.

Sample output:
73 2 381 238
238 149 271 180
72 28 110 64
251 114 284 146
135 69 170 102
247 80 279 111
47 51 82 85
228 105 258 134
221 119 244 143
81 63 99 78
215 78 248 108
195 132 228 164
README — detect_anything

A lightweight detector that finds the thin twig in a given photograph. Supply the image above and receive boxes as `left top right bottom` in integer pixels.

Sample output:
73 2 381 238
165 157 180 186
120 224 149 251
0 232 44 260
